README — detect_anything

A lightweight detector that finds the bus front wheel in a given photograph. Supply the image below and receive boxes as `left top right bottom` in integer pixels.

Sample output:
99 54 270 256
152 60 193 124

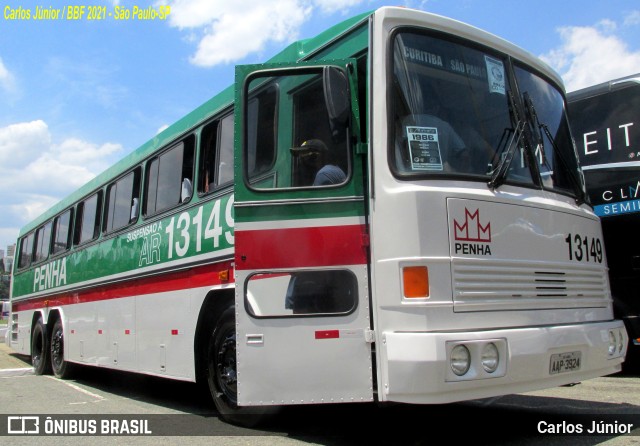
206 307 276 426
207 308 239 416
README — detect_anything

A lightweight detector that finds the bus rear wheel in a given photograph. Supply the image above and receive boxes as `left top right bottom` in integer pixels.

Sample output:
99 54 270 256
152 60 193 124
50 318 74 379
31 319 51 375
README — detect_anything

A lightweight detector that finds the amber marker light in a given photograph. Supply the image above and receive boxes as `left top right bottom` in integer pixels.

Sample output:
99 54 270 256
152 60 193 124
403 266 429 298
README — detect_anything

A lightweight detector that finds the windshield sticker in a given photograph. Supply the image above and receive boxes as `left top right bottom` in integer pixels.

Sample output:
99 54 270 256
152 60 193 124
485 56 505 95
406 126 443 171
402 46 443 68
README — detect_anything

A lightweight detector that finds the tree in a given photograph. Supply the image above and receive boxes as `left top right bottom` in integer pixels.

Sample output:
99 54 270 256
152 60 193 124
0 276 9 301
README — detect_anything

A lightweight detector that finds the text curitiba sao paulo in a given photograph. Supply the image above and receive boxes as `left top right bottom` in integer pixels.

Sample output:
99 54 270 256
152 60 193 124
4 5 171 21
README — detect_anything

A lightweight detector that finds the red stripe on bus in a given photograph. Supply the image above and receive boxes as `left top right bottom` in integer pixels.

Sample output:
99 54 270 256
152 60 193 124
235 224 368 270
11 261 234 312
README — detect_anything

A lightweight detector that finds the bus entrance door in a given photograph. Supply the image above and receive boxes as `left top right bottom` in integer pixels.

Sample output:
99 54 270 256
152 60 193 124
233 61 374 406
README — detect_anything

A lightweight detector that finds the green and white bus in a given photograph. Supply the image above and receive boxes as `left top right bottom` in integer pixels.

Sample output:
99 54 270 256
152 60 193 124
7 6 626 421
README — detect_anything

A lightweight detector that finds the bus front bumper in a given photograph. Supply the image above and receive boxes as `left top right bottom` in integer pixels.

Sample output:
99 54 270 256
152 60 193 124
379 320 627 404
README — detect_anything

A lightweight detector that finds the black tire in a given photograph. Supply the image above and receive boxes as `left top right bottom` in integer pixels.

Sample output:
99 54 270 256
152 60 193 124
31 319 51 375
206 308 276 426
50 318 74 379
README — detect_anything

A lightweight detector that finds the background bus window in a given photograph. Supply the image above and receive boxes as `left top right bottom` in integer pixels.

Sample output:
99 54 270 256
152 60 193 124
146 139 195 215
17 233 34 269
246 270 357 317
199 114 234 194
33 221 52 264
51 209 73 255
104 169 141 233
74 192 102 245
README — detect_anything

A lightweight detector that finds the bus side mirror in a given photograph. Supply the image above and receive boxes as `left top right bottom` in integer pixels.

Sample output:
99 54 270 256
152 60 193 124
323 66 350 139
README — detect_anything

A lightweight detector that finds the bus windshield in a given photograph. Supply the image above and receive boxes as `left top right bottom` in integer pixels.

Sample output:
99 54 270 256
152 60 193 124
390 31 583 199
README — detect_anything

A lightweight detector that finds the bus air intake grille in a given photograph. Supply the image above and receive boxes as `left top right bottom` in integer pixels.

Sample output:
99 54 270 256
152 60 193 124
451 259 609 312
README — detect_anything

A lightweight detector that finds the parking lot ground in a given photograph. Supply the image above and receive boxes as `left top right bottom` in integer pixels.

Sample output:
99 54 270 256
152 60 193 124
0 342 33 376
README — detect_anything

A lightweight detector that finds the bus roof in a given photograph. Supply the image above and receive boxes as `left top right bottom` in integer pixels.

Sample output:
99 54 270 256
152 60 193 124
567 73 640 102
18 10 372 237
18 6 565 237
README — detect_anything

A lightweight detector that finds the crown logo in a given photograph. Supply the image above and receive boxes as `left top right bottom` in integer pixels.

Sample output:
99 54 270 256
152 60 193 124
454 208 491 242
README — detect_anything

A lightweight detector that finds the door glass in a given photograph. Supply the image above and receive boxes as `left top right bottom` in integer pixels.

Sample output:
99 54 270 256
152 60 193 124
246 270 357 317
245 68 350 190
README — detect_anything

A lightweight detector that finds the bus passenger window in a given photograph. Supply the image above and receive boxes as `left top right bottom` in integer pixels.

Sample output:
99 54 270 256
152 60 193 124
199 113 234 194
52 209 73 255
18 232 34 269
145 137 194 216
218 114 234 186
33 221 52 264
104 169 140 233
75 192 102 245
199 122 217 194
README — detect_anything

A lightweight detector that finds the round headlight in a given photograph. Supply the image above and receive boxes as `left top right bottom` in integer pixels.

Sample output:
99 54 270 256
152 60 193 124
481 343 499 373
608 331 617 356
451 344 471 376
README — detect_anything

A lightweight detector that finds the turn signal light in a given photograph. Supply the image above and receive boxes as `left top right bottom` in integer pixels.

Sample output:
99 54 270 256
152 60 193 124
403 266 429 298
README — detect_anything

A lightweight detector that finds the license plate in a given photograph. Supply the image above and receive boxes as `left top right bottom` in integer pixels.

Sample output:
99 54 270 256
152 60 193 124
549 351 582 375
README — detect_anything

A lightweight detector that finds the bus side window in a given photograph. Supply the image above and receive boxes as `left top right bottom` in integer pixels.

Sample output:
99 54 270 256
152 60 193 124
145 137 195 216
199 121 217 194
245 71 348 190
17 232 34 269
199 113 234 194
104 169 141 233
218 114 234 187
246 86 277 185
33 221 52 264
246 270 357 317
52 209 73 255
291 76 348 188
74 192 103 245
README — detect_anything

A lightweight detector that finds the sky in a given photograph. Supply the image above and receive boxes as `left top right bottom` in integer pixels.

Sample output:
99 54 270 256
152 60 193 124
1 0 639 252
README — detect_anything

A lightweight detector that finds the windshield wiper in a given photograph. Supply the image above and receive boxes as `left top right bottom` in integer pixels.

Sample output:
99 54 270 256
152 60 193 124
522 93 586 205
488 91 525 190
522 93 546 165
539 123 587 205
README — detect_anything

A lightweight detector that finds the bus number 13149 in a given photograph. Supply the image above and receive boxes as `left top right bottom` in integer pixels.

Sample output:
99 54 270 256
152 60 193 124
564 233 603 263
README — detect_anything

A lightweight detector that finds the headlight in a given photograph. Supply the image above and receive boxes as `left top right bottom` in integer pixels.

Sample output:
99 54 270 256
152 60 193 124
450 344 471 376
608 331 617 356
618 329 624 354
481 342 499 373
